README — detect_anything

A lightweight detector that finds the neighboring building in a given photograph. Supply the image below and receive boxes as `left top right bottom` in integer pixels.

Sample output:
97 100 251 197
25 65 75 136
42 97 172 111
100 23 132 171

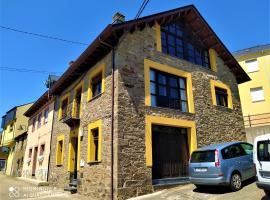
44 5 249 200
234 44 270 143
22 75 58 181
0 103 32 176
22 92 55 181
0 132 9 171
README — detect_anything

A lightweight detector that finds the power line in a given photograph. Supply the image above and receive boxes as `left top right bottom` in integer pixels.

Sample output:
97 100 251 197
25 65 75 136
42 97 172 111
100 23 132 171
135 0 150 19
0 25 88 46
0 66 62 75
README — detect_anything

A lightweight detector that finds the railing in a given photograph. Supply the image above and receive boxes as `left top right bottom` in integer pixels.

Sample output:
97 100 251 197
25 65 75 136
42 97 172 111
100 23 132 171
244 113 270 128
60 105 80 127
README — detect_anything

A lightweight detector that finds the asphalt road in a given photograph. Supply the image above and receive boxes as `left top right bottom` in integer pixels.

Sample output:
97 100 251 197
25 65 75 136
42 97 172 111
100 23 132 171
131 179 269 200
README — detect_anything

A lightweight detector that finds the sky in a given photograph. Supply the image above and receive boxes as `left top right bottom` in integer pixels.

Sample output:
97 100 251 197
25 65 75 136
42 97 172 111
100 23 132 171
0 0 269 119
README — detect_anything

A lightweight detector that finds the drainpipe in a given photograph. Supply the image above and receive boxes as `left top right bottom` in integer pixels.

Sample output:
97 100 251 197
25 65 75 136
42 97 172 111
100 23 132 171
47 98 56 182
99 39 115 200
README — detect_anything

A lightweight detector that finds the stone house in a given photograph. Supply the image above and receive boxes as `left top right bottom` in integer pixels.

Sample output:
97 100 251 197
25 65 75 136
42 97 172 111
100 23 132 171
22 91 55 181
46 5 249 200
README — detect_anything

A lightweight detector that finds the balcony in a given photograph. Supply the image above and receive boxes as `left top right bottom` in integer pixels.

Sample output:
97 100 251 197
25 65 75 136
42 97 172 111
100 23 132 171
60 104 81 127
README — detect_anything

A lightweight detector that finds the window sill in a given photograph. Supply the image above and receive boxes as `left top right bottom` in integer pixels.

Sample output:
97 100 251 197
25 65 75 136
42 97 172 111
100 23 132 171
214 105 233 111
148 105 194 114
88 93 103 102
252 99 265 103
87 161 101 165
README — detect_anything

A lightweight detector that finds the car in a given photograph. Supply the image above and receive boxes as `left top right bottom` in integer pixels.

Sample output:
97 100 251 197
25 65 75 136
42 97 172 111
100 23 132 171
253 134 270 197
189 141 255 191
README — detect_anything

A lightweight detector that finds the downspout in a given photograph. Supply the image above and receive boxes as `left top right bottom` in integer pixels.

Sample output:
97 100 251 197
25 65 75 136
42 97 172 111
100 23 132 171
99 39 115 200
47 97 56 182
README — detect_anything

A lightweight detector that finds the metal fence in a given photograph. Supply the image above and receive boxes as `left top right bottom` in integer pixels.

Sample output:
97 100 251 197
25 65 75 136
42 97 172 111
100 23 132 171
244 113 270 128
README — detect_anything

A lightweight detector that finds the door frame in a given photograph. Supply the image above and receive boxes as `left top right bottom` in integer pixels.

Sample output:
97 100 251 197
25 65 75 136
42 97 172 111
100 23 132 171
32 146 38 176
145 115 197 167
68 128 80 175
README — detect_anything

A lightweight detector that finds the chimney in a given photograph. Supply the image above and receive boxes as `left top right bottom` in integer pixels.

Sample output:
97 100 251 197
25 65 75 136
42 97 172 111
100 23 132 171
69 61 74 66
112 12 125 24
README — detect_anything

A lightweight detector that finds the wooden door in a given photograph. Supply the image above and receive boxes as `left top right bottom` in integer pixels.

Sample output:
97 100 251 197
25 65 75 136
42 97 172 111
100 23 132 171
152 125 189 179
32 147 38 176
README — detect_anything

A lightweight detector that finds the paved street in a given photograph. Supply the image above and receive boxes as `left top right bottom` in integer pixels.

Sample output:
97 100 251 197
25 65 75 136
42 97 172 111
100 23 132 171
131 179 269 200
0 173 87 200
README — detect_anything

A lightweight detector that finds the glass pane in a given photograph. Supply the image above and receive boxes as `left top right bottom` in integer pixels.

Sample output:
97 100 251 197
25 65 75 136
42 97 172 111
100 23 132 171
176 52 184 59
169 24 176 33
181 101 187 112
162 45 167 53
188 43 194 50
170 88 179 98
158 74 166 84
179 78 186 89
188 50 194 57
180 90 187 100
168 35 175 45
158 86 167 96
176 46 183 53
176 38 183 46
161 31 166 40
169 77 177 87
150 69 155 81
176 29 183 37
150 82 156 94
151 95 157 107
169 46 175 55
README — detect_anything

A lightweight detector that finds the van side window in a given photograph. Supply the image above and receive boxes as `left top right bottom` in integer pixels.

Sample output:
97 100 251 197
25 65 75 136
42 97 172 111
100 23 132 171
221 144 245 159
258 141 270 161
240 143 253 155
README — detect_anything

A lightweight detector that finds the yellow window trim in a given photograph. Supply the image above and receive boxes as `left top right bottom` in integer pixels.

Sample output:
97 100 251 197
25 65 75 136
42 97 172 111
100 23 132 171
209 49 217 72
72 81 84 118
145 115 197 167
56 134 64 166
68 128 80 172
144 59 195 113
155 22 162 52
87 119 102 163
87 63 105 101
58 93 70 120
210 79 233 109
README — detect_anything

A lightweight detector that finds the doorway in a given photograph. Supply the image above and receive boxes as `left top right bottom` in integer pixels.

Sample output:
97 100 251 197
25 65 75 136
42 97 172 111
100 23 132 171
69 135 78 182
32 147 38 176
152 125 189 180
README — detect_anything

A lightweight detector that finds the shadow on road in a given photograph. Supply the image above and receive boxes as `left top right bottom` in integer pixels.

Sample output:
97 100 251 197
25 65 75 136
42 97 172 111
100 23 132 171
193 177 255 194
262 196 270 200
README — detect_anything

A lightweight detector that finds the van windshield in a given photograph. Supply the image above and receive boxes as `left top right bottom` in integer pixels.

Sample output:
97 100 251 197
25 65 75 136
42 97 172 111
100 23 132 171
258 140 270 161
190 150 215 163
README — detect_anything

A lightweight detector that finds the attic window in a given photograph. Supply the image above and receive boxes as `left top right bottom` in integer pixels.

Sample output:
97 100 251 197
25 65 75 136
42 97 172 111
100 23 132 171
161 22 210 68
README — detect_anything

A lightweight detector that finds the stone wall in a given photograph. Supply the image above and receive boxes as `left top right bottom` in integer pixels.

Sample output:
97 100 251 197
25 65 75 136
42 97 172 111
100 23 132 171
12 133 27 177
114 24 246 199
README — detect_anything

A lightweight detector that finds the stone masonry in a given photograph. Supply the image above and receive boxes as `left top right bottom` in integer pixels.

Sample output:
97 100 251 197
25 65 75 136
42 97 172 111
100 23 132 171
48 23 246 200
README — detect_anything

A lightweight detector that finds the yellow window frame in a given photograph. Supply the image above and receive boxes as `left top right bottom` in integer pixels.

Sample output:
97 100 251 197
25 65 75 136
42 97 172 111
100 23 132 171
87 119 102 163
56 134 64 166
58 93 70 120
145 115 197 167
87 63 105 101
210 79 233 109
72 81 84 118
144 58 195 113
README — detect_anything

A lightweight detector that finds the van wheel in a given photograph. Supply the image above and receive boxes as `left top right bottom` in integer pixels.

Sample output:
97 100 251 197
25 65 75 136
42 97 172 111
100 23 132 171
230 173 242 191
264 190 270 197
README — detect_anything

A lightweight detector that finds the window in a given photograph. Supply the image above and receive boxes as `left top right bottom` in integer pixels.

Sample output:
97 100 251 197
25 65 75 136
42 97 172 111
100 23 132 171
37 113 42 129
39 144 45 156
28 148 32 158
60 97 68 119
92 73 102 97
246 59 259 73
44 109 49 124
215 87 228 107
161 22 210 68
250 87 264 102
56 135 64 165
73 87 82 118
221 144 245 159
150 69 188 111
9 123 14 132
190 150 215 163
258 140 270 161
88 120 102 163
88 64 105 101
240 143 253 155
210 80 233 109
32 118 36 132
